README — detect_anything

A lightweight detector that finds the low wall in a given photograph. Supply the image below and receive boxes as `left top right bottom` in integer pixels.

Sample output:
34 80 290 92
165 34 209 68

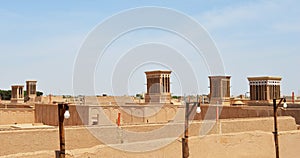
0 127 100 156
34 104 178 126
194 105 300 125
34 102 300 127
0 108 34 125
64 131 300 158
2 131 300 158
219 116 296 133
35 104 89 126
0 117 297 157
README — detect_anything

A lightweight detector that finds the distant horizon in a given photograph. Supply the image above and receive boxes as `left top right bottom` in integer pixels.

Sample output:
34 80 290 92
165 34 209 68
1 1 299 96
0 73 297 97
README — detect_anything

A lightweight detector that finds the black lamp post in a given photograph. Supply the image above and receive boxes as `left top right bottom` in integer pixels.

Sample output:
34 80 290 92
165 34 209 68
57 103 70 158
273 98 287 158
182 96 201 158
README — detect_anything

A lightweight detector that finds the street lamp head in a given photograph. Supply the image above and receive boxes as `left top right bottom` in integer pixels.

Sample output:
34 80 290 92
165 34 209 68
196 106 201 113
196 103 201 113
64 105 70 119
283 102 288 108
64 110 70 119
283 98 287 108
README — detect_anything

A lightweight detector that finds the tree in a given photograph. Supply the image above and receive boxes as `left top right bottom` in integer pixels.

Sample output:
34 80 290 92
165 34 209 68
0 90 12 100
36 91 43 96
0 90 43 100
172 95 179 99
136 93 144 99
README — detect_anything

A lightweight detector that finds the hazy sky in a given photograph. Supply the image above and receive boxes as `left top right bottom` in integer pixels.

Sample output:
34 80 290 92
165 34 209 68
0 0 299 96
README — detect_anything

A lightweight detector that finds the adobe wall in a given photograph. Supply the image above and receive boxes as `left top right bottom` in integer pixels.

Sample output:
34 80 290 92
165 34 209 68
34 103 300 127
0 108 34 125
219 116 296 133
36 96 65 104
5 130 300 158
194 105 300 125
34 104 178 126
0 127 100 156
0 117 297 157
1 103 299 128
65 131 300 158
34 104 89 126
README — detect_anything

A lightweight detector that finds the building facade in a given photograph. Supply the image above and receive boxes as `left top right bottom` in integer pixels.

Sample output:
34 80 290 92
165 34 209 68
11 85 24 103
209 76 231 105
248 76 281 102
26 80 37 101
145 70 171 104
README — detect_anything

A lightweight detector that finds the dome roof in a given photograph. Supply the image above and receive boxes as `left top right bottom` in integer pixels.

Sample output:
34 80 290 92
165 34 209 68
232 100 245 105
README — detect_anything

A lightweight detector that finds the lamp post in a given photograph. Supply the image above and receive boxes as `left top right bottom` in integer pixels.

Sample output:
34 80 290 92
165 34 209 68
273 98 287 158
182 96 201 158
57 103 70 158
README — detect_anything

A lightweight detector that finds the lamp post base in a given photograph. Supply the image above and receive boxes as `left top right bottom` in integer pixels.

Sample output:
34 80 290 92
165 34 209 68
182 138 189 158
55 150 65 158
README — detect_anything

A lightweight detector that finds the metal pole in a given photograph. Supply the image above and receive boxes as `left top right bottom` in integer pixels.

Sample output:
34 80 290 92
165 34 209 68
273 99 279 158
182 102 189 158
58 104 66 158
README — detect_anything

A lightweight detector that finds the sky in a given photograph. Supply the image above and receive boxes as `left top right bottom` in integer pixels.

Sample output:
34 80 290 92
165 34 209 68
0 0 299 96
